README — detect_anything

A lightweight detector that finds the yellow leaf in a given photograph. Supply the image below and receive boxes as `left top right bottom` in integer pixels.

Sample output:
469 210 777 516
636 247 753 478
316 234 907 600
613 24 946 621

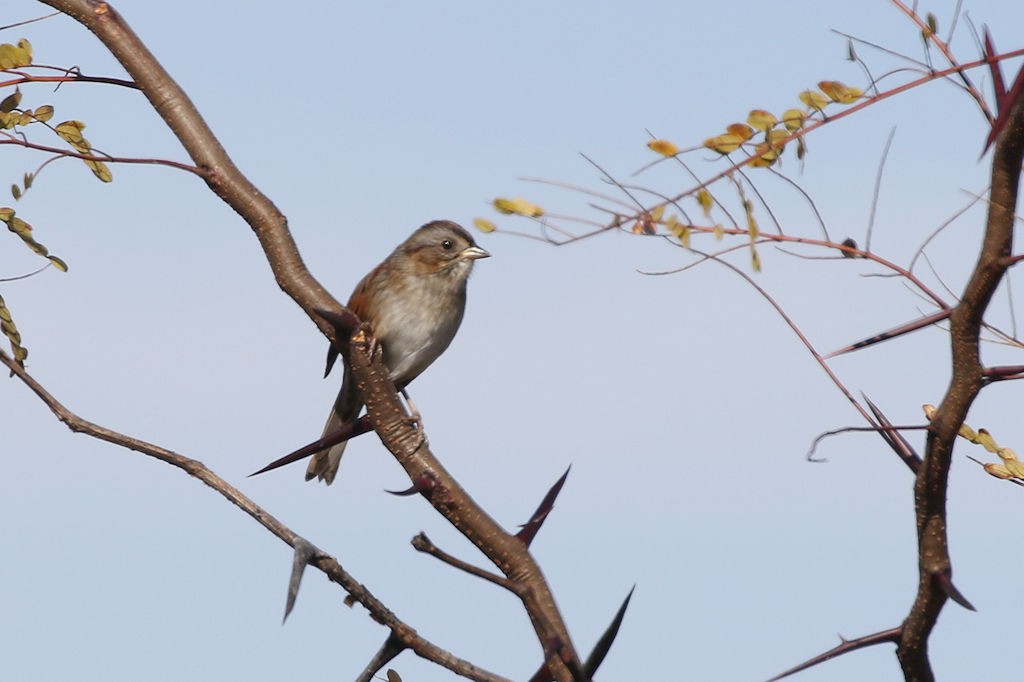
703 133 744 154
647 139 679 157
0 207 13 221
48 255 69 272
975 429 998 453
0 88 22 113
1004 459 1024 478
781 109 805 132
696 189 713 217
493 197 543 217
666 215 691 247
749 142 780 168
649 204 665 222
818 80 863 104
472 217 496 233
743 199 758 237
678 225 691 248
799 90 829 112
983 463 1015 480
750 246 762 272
55 120 88 148
747 109 777 132
726 123 755 141
32 105 54 123
0 39 32 69
766 128 788 145
8 215 31 237
713 224 724 240
997 447 1019 463
87 159 113 183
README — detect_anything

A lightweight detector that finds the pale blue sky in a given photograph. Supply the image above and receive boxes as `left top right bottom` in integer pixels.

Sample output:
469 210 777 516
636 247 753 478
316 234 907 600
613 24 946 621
3 1 1023 681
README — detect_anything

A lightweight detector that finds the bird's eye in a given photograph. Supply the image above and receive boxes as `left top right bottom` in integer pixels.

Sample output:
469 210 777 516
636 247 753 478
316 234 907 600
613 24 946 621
441 239 454 250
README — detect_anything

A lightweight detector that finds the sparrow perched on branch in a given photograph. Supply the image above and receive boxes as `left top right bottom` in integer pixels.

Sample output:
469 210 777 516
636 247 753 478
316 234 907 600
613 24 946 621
306 220 490 484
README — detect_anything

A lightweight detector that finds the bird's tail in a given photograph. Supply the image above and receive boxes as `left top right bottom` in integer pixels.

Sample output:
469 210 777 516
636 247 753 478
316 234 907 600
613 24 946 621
305 407 349 485
306 371 362 486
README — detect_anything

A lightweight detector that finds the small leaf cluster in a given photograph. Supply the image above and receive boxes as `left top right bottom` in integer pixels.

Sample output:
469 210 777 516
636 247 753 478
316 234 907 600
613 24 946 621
0 207 68 272
924 404 1024 483
701 80 863 165
0 292 28 366
1 38 114 196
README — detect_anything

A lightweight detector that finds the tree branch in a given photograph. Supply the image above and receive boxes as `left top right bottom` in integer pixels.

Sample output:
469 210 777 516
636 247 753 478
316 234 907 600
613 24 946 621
0 348 509 682
349 326 581 680
898 61 1024 682
33 2 584 678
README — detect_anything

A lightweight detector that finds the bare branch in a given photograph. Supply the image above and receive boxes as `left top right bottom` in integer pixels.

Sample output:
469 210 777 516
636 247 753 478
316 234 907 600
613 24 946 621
412 533 521 594
0 348 508 681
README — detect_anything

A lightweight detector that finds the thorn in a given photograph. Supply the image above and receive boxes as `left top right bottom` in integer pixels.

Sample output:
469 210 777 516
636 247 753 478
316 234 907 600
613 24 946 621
324 344 340 378
584 585 635 677
824 309 950 359
862 393 921 474
283 539 321 623
934 570 976 611
981 28 1024 153
385 473 437 497
516 465 571 546
314 307 361 378
248 415 373 477
983 364 1024 382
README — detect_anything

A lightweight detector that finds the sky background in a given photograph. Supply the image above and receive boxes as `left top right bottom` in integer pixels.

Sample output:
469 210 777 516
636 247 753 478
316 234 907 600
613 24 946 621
3 1 1024 681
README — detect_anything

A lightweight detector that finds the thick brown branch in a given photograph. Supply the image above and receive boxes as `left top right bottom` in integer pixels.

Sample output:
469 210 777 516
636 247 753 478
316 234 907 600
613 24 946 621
898 66 1024 681
37 0 343 343
33 3 584 679
349 327 582 681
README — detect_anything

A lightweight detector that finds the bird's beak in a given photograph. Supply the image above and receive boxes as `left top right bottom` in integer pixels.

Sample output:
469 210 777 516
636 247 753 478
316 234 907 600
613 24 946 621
461 245 491 260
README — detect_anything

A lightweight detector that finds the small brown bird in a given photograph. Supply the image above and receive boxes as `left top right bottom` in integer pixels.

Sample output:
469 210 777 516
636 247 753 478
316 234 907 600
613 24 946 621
306 220 490 484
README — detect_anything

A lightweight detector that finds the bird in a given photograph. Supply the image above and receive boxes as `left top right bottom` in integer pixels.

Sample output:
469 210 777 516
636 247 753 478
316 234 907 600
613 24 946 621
306 220 490 484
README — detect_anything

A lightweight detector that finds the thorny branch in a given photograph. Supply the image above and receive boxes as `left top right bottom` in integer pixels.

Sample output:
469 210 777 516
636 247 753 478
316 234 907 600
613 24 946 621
489 5 1024 680
897 42 1024 682
0 348 511 682
17 1 587 680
